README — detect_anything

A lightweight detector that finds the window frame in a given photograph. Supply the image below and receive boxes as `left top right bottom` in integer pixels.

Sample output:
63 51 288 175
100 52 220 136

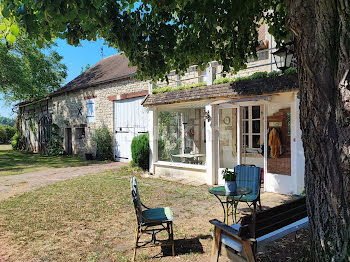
241 105 262 150
86 99 96 123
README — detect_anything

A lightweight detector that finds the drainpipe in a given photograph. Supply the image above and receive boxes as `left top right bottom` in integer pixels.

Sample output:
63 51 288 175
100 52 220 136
206 62 216 86
148 81 153 94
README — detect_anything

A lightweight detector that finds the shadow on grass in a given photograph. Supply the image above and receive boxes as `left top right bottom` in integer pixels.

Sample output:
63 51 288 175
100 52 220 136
158 234 211 258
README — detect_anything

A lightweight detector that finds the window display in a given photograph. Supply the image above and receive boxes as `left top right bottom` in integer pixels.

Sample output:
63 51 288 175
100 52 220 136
158 107 206 165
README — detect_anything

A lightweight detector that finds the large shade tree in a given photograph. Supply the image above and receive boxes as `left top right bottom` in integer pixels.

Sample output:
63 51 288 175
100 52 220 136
0 23 67 102
1 0 349 260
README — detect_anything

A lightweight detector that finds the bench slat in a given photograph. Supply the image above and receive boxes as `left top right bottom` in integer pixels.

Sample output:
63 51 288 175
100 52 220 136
255 211 307 238
256 217 309 249
255 205 307 228
239 197 307 239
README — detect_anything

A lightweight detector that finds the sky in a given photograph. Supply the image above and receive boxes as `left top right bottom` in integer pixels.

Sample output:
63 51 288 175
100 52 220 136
0 39 118 119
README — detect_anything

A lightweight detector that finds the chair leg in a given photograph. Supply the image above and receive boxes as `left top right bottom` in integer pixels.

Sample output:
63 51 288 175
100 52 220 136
258 197 262 211
241 241 255 262
133 227 139 262
170 222 175 256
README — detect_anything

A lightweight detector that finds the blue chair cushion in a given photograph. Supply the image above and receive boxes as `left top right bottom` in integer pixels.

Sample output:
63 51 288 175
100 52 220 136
142 207 174 222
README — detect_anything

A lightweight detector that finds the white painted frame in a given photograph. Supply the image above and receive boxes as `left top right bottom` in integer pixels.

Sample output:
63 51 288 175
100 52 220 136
217 104 239 185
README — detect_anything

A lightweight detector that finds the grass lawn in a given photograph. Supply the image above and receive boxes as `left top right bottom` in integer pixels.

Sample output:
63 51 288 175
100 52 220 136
0 144 102 176
0 166 310 262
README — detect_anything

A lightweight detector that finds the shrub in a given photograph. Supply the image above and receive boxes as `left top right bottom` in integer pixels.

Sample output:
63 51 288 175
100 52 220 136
284 67 297 75
131 133 150 170
11 132 19 149
93 127 113 160
46 124 65 156
250 71 268 79
0 124 15 144
0 126 6 144
5 125 16 142
268 70 282 77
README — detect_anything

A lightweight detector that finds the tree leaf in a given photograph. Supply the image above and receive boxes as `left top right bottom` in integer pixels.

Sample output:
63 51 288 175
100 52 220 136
6 34 16 44
0 23 6 32
10 24 20 36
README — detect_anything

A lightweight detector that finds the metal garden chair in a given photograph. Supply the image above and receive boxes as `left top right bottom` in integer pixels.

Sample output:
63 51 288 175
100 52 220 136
233 165 262 213
131 176 175 261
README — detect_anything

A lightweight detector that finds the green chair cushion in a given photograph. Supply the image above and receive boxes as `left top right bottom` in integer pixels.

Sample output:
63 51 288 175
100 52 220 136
142 207 174 222
233 194 258 202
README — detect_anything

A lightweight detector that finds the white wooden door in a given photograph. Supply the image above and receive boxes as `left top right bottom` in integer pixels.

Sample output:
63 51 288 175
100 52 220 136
114 97 148 161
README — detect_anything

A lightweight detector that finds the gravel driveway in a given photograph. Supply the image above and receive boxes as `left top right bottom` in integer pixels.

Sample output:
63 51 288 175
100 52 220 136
0 162 127 201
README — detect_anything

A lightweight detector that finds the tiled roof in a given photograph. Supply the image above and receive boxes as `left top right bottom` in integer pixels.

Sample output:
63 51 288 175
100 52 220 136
143 74 298 106
51 53 137 96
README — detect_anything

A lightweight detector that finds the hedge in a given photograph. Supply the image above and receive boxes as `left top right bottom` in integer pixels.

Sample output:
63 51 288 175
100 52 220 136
131 133 150 170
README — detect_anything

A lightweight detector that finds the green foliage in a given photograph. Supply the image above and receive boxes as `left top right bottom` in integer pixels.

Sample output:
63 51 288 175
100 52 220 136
0 116 15 127
80 63 91 74
0 36 67 102
284 67 297 75
0 124 15 144
131 133 150 170
46 124 65 156
212 69 291 86
0 17 20 45
0 126 6 144
11 132 19 150
93 127 113 161
268 70 283 77
250 71 268 79
222 168 237 182
152 82 206 94
0 0 289 82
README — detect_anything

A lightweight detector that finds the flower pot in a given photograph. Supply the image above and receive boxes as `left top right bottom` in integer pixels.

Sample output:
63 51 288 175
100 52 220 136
225 181 237 193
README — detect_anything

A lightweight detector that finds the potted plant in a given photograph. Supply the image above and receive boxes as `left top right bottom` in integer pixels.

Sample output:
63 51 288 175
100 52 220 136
222 168 237 193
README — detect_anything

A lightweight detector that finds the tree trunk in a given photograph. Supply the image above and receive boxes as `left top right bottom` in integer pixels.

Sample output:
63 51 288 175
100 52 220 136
285 0 350 260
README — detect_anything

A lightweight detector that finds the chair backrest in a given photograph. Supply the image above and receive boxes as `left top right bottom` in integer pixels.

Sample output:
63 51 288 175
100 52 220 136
131 176 143 224
234 165 261 199
239 197 307 239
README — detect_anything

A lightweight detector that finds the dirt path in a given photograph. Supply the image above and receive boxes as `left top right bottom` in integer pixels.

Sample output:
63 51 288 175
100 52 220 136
0 162 127 201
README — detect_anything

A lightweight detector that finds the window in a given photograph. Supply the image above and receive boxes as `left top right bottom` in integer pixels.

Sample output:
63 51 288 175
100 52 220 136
86 99 95 123
158 107 206 165
241 105 262 152
76 127 85 139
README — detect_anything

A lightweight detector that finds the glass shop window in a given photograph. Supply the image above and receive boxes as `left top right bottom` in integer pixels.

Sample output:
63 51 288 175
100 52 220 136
158 107 206 165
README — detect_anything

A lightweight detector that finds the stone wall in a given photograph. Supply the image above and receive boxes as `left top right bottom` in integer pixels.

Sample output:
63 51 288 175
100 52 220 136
52 78 148 156
153 49 273 92
19 99 52 153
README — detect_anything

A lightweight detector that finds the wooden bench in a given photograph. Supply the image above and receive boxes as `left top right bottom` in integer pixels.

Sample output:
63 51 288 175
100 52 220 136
210 197 308 262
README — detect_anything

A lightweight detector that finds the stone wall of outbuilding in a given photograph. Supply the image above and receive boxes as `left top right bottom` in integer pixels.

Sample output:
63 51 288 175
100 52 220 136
51 78 148 156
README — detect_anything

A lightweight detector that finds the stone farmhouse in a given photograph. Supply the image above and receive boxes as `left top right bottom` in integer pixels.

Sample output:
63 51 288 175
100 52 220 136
17 24 305 195
17 53 149 161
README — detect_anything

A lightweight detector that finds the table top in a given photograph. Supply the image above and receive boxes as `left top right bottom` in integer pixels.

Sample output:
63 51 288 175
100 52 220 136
209 186 252 197
172 153 206 158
